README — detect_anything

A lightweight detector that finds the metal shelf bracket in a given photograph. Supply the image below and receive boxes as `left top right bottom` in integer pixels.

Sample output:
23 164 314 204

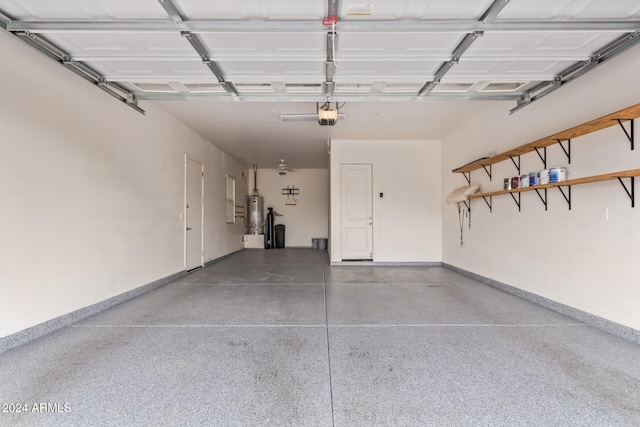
535 188 548 211
463 172 471 185
510 155 521 174
482 195 493 212
616 176 635 207
557 139 571 163
534 146 547 169
510 192 521 212
482 164 492 181
558 185 572 210
616 119 635 150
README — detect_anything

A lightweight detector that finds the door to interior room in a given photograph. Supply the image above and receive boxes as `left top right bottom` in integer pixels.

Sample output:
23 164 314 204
341 163 373 260
185 156 203 271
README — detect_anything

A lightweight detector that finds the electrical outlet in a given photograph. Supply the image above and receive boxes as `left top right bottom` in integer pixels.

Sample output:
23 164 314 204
600 207 608 220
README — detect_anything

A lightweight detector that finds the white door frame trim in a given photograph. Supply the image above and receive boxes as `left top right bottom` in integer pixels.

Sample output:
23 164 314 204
339 161 374 261
184 154 204 270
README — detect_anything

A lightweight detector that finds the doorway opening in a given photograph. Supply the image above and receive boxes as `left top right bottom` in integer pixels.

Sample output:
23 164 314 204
185 155 204 271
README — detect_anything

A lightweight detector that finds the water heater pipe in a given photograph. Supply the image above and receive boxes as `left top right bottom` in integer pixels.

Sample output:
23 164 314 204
253 164 259 195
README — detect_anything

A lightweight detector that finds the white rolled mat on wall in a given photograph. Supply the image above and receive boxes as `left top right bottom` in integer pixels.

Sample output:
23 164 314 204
445 184 480 204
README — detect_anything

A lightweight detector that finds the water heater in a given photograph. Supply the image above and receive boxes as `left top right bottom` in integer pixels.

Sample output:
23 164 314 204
247 195 264 235
246 165 264 235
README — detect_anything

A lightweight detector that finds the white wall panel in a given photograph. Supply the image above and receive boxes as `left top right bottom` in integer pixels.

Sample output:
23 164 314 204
330 140 442 263
0 30 245 338
442 43 640 331
250 169 329 247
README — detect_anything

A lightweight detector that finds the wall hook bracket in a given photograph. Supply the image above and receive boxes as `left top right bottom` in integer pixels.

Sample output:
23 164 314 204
282 186 300 205
461 200 472 230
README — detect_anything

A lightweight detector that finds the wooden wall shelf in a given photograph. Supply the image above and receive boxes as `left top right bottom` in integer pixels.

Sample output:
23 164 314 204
468 169 640 199
453 102 640 174
451 102 640 212
468 169 638 210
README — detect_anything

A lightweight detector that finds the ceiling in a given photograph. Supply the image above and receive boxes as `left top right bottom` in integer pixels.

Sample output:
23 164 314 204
1 0 639 169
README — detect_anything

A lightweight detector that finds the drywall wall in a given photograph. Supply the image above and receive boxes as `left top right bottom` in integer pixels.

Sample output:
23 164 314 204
0 30 246 338
442 44 640 331
204 146 248 261
248 168 329 247
330 140 442 263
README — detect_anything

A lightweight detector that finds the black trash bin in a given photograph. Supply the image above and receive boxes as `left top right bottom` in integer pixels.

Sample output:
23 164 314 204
275 224 285 248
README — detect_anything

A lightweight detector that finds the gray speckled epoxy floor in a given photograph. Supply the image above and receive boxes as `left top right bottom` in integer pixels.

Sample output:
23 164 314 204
1 249 640 426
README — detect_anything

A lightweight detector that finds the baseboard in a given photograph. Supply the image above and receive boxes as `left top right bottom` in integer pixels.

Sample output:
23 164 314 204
236 246 319 251
443 263 640 345
330 261 442 266
0 270 187 355
204 248 245 267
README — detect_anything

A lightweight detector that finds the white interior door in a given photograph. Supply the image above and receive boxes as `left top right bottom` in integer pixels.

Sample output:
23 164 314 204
341 163 373 260
185 156 203 270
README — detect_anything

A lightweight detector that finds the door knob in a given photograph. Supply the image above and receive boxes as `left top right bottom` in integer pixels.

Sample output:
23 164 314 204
187 227 192 231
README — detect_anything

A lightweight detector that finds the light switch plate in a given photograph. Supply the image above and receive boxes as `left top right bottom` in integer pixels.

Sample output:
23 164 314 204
600 207 608 220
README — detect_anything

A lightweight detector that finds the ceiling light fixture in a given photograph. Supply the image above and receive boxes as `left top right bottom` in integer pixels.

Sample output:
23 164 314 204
317 101 338 125
279 102 344 123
